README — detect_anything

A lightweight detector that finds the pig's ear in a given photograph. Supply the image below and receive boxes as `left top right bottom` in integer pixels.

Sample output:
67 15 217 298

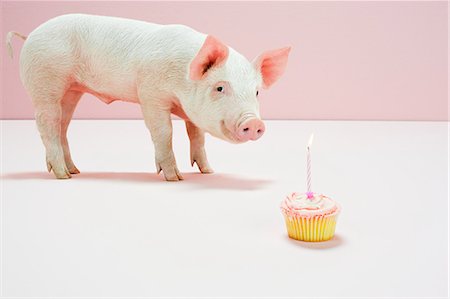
189 35 229 81
253 47 291 89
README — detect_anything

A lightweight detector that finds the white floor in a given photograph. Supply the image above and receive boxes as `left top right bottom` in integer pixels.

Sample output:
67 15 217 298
0 120 448 298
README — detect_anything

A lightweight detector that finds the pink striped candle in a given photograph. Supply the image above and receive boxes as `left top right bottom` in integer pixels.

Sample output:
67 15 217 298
306 134 314 199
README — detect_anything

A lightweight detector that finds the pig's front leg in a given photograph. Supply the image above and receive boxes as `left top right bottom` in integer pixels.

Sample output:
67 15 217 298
185 121 213 174
141 101 183 181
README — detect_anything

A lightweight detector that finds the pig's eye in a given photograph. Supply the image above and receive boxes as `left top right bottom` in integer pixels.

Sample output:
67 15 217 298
216 86 224 93
256 91 259 96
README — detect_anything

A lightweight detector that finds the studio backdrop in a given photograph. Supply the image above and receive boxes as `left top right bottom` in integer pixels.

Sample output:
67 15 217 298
1 1 448 120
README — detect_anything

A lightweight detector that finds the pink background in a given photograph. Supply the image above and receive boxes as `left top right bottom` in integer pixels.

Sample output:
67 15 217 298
1 1 448 120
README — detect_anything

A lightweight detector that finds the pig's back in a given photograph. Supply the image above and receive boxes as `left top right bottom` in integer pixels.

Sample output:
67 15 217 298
23 13 205 64
20 14 206 100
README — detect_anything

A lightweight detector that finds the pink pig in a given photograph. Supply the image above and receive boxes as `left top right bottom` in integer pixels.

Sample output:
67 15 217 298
7 14 290 181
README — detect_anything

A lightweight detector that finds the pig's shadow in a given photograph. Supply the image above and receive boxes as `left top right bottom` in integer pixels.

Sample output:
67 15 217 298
1 171 271 190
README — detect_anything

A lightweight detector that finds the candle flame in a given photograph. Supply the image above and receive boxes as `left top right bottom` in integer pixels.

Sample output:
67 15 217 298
307 133 314 149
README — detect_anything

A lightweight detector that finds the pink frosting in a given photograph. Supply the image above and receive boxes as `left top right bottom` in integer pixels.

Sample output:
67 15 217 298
280 192 340 218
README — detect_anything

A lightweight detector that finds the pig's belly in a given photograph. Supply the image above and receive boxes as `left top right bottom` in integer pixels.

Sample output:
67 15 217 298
70 82 139 104
69 82 190 121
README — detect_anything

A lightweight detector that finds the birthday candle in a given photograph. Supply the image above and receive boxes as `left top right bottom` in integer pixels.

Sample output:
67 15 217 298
306 133 314 199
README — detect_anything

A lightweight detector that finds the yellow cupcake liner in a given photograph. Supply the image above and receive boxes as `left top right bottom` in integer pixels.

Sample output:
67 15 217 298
282 212 339 242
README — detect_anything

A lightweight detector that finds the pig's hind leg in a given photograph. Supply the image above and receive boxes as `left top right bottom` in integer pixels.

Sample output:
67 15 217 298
29 79 75 179
185 121 213 174
34 97 72 179
60 90 83 174
21 38 79 178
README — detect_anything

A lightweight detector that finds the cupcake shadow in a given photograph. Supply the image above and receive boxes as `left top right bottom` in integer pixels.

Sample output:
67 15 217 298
286 234 345 250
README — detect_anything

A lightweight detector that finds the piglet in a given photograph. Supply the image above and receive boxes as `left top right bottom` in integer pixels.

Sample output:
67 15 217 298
7 14 290 181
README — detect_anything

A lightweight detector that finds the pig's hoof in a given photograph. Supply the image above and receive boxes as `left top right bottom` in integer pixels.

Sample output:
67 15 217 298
199 165 214 174
166 175 183 181
54 166 72 179
157 163 183 181
163 169 184 181
156 155 184 181
54 168 72 179
68 166 80 174
191 155 213 174
192 159 214 174
47 160 72 179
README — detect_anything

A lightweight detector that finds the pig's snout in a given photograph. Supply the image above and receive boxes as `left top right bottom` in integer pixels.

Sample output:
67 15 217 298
237 118 265 141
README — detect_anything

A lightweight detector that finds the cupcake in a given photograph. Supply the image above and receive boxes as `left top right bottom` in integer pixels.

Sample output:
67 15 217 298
280 191 341 242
